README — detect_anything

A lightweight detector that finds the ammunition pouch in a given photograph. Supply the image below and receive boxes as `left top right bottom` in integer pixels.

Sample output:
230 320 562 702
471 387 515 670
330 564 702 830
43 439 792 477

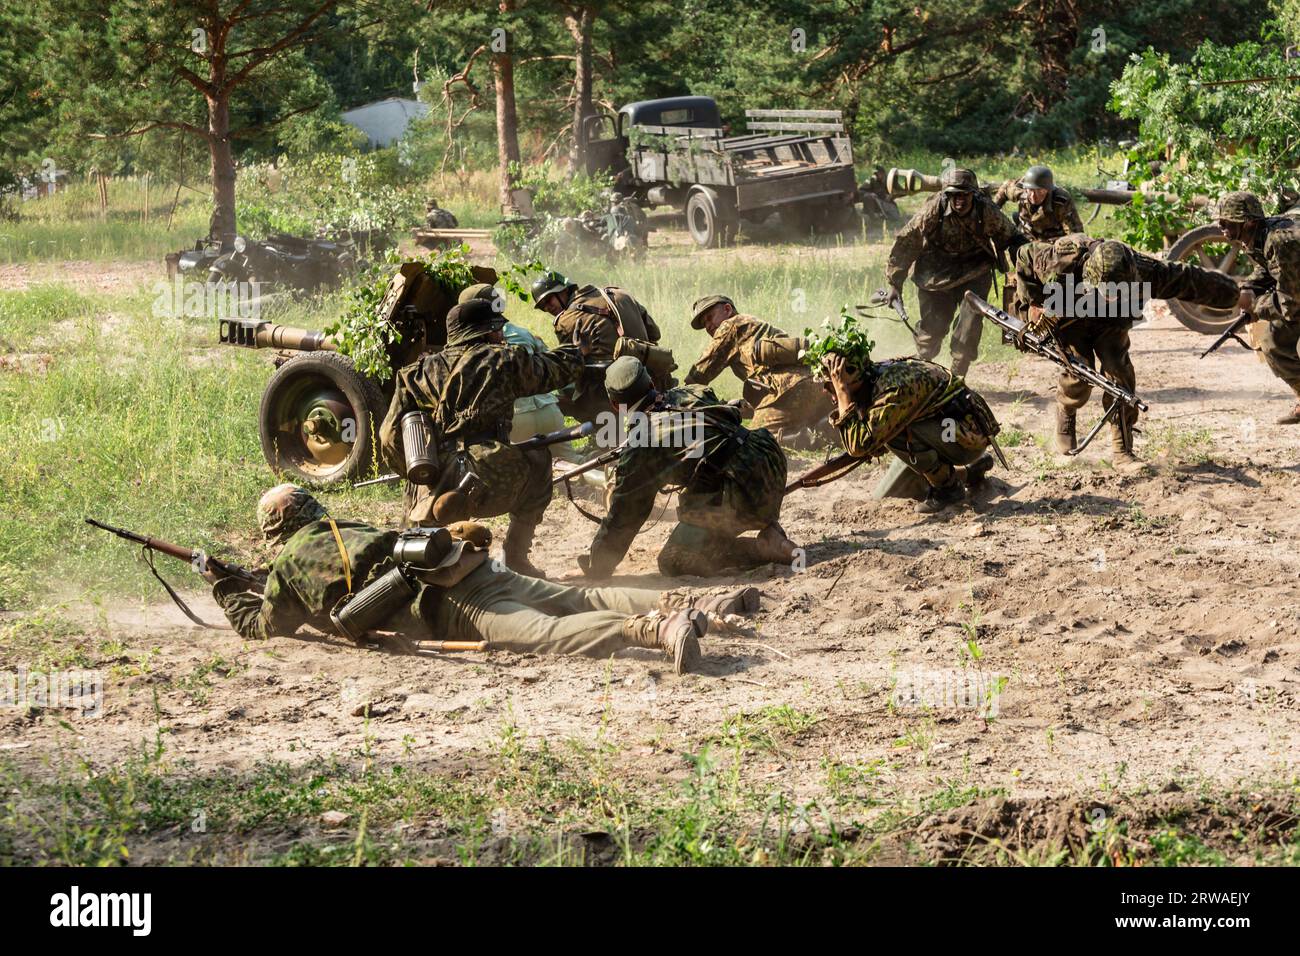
330 566 416 644
401 411 439 485
614 336 677 387
949 388 1001 440
752 334 808 368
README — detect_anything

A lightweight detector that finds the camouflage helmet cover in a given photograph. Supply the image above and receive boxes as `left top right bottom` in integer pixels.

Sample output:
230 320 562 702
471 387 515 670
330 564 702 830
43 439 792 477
1082 240 1138 287
1022 165 1054 190
604 355 654 409
941 167 979 193
258 483 327 544
1216 191 1265 222
457 282 506 312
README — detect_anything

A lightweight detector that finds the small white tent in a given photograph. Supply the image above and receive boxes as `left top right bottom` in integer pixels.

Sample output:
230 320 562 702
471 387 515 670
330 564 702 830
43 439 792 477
341 97 430 149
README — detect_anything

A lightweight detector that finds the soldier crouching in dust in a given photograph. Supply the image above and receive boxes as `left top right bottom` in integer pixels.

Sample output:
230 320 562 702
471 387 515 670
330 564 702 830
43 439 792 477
816 339 1000 515
579 356 799 579
208 485 762 675
683 294 836 449
379 298 589 578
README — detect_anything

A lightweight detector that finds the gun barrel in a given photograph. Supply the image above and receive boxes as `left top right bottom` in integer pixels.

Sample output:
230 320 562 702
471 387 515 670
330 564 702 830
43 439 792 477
86 517 194 563
514 420 595 450
219 319 338 351
963 292 1148 412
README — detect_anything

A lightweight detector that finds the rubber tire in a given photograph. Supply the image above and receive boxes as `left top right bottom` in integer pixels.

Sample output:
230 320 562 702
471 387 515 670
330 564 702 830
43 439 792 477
1163 224 1245 334
258 351 386 486
685 188 735 248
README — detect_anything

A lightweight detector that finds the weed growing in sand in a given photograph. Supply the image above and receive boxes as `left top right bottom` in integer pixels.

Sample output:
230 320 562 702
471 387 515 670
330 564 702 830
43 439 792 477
718 705 822 756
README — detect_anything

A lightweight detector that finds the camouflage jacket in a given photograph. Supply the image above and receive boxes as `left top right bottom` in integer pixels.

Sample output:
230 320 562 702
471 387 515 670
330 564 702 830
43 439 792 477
552 285 661 359
586 385 786 576
683 314 813 412
381 340 583 472
832 359 967 460
886 193 1018 292
213 520 405 642
990 180 1083 241
1242 217 1300 324
1014 234 1239 320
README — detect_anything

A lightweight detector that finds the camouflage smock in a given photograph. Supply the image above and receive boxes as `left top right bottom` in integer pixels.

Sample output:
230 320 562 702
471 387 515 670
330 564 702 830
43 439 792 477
886 192 1018 292
586 385 787 577
1241 217 1300 324
831 358 971 460
1013 233 1239 318
990 180 1084 241
682 313 827 423
213 520 415 642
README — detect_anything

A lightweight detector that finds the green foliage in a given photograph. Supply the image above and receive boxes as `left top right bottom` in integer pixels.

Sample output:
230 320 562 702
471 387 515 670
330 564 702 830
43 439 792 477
236 152 420 239
803 307 877 381
327 245 479 380
510 162 615 218
1108 32 1300 247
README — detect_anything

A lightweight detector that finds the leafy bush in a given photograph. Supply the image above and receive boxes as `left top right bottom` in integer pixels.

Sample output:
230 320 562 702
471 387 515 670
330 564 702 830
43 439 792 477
1108 34 1300 248
236 152 420 240
509 161 614 217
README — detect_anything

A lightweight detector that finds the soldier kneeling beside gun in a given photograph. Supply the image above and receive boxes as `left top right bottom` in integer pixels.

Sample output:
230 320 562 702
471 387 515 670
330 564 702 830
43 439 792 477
206 484 760 675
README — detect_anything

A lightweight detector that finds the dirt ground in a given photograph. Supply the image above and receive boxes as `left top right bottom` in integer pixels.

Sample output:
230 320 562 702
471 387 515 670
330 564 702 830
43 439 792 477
3 247 1298 863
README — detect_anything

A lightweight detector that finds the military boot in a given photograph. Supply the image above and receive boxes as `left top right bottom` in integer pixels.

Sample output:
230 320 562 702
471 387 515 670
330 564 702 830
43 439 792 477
1054 405 1077 454
623 609 708 675
662 585 761 617
1110 427 1141 471
950 355 972 379
502 520 547 579
915 480 965 514
1277 403 1300 425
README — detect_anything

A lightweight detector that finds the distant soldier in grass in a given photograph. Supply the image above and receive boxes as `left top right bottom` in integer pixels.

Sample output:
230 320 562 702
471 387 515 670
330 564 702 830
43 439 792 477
579 356 798 578
683 294 835 449
1213 191 1300 423
209 485 762 674
885 167 1019 377
1012 234 1239 463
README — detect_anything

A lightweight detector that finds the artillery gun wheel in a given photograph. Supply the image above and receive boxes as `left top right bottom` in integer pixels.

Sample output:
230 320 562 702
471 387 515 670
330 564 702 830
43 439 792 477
259 352 386 485
1163 224 1252 334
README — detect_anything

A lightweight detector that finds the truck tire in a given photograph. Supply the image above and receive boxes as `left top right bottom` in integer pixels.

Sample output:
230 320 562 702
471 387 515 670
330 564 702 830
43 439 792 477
685 187 736 248
258 351 386 485
1163 224 1250 334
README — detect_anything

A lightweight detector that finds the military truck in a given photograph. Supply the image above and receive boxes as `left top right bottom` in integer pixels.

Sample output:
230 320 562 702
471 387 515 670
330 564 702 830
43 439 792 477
218 262 495 485
577 95 858 247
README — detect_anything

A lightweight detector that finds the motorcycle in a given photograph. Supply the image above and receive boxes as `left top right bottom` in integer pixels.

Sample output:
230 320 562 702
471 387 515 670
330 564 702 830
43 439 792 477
207 233 361 293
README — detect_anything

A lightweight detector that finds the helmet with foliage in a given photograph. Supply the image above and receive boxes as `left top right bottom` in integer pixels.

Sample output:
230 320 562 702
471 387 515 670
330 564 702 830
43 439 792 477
531 271 576 309
1023 165 1054 190
1216 191 1265 222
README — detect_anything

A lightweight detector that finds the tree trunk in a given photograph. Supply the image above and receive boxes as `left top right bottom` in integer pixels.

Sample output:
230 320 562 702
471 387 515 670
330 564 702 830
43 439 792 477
566 6 596 173
206 92 237 242
494 0 522 213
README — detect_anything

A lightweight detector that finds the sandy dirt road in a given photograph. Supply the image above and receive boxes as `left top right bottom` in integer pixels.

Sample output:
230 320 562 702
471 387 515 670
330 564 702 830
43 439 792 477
2 254 1297 861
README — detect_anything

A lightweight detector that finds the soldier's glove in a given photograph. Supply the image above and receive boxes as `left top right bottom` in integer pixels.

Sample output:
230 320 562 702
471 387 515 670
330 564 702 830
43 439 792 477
886 286 904 308
446 521 492 550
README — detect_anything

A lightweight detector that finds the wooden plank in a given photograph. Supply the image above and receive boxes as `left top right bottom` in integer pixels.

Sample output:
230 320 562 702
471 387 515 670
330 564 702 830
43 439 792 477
631 123 724 139
745 109 842 119
745 120 844 133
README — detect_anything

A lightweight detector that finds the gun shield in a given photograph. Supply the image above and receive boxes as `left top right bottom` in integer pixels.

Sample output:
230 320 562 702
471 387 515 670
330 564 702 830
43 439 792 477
330 566 416 643
401 410 438 484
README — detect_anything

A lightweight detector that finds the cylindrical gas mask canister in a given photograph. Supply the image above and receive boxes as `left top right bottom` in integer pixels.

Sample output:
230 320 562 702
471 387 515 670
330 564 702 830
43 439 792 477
401 410 438 484
330 566 416 643
392 526 454 569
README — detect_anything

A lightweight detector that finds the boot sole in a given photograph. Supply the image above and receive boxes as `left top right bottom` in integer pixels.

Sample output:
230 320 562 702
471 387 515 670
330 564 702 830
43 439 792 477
673 632 702 675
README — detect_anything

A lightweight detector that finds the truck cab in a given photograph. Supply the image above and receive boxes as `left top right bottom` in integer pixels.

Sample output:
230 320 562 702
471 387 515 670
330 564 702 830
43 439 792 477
579 95 723 179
